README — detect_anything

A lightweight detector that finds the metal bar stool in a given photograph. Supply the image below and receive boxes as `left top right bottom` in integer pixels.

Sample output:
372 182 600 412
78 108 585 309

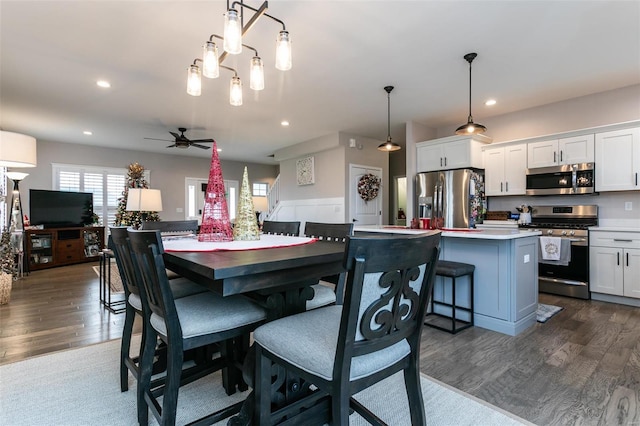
425 260 474 334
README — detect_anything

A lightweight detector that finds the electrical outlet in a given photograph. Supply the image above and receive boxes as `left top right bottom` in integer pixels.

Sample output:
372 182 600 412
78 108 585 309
176 207 183 213
625 202 633 211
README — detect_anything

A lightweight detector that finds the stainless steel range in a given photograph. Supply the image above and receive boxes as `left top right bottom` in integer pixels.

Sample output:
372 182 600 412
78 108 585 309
519 205 598 299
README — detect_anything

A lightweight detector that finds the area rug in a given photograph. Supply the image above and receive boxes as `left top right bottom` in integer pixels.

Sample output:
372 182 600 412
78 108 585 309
0 338 532 426
92 264 124 293
536 303 563 323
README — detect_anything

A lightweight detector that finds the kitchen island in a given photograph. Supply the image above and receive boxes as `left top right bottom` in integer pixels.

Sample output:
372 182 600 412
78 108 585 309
355 226 541 336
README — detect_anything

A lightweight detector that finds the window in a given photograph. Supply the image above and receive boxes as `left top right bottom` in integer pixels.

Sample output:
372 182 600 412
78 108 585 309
52 164 145 227
252 182 268 197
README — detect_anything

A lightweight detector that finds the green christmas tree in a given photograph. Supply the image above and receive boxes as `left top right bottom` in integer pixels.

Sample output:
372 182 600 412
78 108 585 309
0 228 15 276
114 162 160 229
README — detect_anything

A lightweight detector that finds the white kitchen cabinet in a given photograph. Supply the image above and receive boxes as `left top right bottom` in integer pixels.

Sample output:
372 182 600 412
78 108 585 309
527 134 594 168
595 127 640 192
590 230 640 298
484 143 527 196
416 134 490 172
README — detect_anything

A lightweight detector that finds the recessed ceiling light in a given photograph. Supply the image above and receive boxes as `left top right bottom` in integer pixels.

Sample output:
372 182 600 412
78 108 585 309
485 99 496 106
281 120 290 126
96 80 111 88
83 130 93 135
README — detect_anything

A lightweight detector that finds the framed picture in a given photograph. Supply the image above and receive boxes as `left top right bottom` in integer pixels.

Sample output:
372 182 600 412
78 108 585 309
296 156 315 186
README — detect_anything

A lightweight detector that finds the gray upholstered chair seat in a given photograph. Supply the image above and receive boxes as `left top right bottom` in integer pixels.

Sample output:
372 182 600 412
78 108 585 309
305 282 337 310
254 305 410 381
168 277 207 299
151 292 267 339
128 293 143 311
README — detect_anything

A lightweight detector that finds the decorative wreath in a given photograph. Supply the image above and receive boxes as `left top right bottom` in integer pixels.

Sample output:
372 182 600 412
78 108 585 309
358 173 381 202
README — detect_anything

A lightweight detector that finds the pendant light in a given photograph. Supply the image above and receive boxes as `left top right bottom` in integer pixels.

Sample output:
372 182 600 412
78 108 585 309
455 52 487 135
378 86 402 152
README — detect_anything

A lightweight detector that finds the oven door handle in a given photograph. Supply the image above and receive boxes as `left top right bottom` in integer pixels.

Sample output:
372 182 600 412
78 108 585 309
569 238 588 246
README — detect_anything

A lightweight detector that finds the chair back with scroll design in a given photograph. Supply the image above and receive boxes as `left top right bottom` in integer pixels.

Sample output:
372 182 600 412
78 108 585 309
262 220 300 236
254 233 441 425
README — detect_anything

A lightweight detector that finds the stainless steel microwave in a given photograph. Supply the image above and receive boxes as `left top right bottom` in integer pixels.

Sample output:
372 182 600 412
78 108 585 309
526 163 595 195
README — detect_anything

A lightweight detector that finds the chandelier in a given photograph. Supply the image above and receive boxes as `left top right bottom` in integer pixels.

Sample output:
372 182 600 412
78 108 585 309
186 1 292 106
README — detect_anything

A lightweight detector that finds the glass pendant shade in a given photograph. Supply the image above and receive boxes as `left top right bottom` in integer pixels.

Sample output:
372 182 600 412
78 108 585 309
250 56 265 90
230 76 243 106
224 9 242 54
275 30 292 71
186 64 202 96
202 41 220 78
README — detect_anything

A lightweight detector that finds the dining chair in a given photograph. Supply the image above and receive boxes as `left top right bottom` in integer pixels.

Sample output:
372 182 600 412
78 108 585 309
109 227 207 394
127 229 268 426
253 233 440 425
141 220 199 234
303 221 354 309
261 220 300 236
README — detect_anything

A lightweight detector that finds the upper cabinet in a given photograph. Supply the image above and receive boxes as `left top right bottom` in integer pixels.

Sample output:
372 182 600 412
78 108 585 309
416 134 491 172
527 134 595 169
595 127 640 192
484 143 527 196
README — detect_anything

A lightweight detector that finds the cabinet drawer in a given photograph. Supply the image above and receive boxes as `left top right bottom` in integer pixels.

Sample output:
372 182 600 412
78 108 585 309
590 231 640 249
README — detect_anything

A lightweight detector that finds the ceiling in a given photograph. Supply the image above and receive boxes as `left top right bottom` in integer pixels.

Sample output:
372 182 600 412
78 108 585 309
1 1 639 165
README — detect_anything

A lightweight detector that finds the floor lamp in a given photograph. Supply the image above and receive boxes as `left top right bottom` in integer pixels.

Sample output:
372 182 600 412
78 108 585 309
6 172 29 278
0 131 37 279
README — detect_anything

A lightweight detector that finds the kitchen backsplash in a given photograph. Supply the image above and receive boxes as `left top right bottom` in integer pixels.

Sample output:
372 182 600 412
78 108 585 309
487 191 640 228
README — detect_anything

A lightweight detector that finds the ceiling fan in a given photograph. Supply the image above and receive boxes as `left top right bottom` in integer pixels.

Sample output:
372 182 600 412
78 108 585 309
144 127 214 149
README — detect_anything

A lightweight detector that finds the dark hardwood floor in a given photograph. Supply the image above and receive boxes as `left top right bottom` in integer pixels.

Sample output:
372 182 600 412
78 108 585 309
1 262 639 425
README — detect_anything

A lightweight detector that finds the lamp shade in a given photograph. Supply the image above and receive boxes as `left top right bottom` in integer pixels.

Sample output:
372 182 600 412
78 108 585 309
126 188 163 212
0 131 37 167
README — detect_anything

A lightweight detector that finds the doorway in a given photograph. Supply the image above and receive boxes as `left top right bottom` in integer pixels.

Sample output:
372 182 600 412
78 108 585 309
185 177 238 224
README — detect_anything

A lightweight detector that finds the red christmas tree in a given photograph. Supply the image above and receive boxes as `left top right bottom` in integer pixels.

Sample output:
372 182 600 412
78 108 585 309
198 142 233 242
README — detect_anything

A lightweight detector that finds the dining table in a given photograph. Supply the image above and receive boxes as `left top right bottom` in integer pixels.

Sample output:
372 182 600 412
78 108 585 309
162 235 347 425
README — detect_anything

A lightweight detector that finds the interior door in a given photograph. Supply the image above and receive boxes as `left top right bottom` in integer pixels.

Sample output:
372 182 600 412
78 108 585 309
185 177 238 224
349 164 382 226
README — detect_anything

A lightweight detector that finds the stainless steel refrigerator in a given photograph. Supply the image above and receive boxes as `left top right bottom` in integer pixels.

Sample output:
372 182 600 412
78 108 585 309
416 168 485 229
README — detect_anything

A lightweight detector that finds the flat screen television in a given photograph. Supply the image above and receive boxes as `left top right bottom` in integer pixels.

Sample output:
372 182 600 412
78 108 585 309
29 189 94 228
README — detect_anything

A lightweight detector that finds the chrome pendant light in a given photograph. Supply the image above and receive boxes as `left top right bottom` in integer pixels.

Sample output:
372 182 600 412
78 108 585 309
378 86 402 152
455 52 487 135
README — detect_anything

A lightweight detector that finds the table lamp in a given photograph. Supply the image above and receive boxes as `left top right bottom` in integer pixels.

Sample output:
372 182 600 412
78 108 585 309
126 188 163 227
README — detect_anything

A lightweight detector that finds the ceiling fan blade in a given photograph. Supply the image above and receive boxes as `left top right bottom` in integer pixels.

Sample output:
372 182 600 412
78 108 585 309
166 144 177 148
169 131 181 139
190 138 214 143
191 143 211 150
145 137 173 142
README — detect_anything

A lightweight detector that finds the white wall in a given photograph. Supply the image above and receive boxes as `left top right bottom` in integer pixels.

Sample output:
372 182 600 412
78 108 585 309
19 139 278 221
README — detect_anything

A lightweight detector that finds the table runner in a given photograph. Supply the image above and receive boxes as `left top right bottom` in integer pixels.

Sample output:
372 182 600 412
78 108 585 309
163 234 317 252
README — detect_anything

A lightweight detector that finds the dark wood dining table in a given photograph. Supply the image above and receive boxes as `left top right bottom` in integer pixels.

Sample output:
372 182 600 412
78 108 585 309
162 238 347 425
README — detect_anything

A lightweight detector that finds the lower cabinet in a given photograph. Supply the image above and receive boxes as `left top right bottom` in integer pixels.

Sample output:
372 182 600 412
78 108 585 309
26 227 105 270
590 230 640 298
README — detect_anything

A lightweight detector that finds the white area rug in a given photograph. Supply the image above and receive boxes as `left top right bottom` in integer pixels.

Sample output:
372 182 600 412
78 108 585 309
536 303 563 323
0 338 532 426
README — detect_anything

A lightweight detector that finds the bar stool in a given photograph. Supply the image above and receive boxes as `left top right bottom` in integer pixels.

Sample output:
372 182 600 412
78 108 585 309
425 260 474 334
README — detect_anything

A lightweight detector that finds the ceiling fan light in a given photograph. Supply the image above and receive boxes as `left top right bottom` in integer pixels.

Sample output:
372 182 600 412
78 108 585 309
230 76 243 106
275 30 292 71
223 9 242 54
250 56 265 90
202 41 219 78
186 64 202 96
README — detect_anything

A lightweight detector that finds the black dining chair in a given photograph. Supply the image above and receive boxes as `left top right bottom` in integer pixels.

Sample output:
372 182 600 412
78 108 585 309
253 233 440 425
109 227 207 395
127 229 268 426
303 221 354 309
141 220 199 234
261 220 301 236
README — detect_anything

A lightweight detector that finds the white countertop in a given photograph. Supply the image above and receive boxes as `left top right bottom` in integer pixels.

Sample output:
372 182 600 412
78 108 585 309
589 226 640 232
354 226 541 240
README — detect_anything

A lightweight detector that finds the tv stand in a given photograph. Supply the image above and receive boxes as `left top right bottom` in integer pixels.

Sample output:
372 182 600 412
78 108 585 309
26 227 105 270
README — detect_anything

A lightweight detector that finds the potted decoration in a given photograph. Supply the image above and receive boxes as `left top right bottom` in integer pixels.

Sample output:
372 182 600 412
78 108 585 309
0 227 15 305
